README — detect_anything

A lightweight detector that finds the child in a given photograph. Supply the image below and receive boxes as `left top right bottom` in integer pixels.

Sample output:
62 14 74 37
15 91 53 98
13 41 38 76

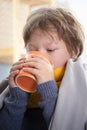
0 7 87 130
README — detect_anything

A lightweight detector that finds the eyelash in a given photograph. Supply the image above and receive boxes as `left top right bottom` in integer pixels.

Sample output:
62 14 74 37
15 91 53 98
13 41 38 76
47 49 54 52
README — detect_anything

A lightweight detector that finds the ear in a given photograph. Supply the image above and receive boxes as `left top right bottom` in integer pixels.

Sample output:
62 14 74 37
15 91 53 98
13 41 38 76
72 54 77 60
71 51 78 61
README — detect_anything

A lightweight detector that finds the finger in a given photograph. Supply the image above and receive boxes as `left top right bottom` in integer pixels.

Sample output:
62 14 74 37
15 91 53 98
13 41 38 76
10 59 26 72
23 61 40 69
9 70 19 85
9 70 19 78
12 59 25 66
10 64 24 72
22 67 38 77
19 57 26 61
23 57 51 69
22 61 50 71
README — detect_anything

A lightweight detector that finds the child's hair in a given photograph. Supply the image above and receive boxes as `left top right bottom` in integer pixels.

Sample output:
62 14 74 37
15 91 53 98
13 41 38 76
23 7 85 57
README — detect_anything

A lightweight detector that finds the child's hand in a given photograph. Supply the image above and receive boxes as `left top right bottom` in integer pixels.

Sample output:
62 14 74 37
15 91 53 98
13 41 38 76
9 58 26 87
22 55 54 85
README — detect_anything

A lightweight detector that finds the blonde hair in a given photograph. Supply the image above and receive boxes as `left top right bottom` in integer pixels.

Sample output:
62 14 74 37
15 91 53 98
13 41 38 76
23 7 85 57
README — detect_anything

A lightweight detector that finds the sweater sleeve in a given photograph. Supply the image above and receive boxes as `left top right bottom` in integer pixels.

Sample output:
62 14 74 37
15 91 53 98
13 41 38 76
37 80 58 126
0 87 29 130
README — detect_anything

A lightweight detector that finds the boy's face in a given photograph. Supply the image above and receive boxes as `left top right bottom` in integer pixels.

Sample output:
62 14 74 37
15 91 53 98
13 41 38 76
26 29 70 69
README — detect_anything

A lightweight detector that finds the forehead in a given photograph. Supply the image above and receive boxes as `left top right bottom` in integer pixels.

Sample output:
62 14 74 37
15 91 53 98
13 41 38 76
29 28 60 43
25 29 59 51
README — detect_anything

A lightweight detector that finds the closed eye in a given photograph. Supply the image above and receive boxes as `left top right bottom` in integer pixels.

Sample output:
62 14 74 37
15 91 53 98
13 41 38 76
47 49 56 53
47 49 54 52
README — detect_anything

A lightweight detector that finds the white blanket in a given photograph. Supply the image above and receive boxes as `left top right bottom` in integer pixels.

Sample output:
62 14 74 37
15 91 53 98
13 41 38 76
49 58 87 130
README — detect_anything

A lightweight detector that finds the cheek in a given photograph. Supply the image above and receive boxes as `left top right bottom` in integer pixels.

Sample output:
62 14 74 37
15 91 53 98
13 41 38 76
51 57 64 69
50 53 70 69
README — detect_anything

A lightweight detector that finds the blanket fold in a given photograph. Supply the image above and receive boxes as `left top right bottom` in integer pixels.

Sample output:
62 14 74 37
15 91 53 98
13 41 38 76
49 58 87 130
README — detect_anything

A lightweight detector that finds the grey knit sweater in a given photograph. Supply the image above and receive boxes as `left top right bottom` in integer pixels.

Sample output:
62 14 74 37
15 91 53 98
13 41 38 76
0 80 58 130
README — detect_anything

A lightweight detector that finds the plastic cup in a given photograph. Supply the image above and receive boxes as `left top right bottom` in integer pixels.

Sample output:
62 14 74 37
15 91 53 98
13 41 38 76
15 51 50 93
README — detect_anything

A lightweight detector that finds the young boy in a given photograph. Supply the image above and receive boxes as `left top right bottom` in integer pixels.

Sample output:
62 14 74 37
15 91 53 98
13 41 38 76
0 7 87 130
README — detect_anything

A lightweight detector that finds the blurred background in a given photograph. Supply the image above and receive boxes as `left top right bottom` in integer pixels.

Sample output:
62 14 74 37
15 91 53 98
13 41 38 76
0 0 87 81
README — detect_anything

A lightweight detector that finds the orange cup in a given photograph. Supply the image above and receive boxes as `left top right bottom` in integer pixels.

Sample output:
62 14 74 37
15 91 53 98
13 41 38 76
15 51 50 93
